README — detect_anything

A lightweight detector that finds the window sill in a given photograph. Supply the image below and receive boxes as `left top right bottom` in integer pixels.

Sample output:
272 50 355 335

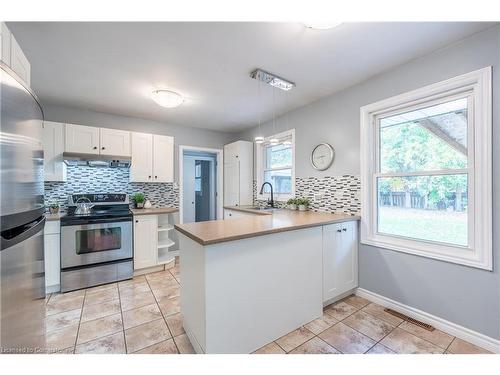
360 235 492 271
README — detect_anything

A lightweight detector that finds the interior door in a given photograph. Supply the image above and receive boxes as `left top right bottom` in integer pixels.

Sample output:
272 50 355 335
183 156 196 223
153 135 174 182
130 132 153 182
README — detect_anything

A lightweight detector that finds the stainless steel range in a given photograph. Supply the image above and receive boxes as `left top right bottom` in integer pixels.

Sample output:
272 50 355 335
60 193 133 292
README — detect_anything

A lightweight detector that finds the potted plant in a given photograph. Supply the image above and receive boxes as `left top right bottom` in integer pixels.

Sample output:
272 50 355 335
297 198 310 211
287 198 298 210
48 201 59 214
132 192 146 208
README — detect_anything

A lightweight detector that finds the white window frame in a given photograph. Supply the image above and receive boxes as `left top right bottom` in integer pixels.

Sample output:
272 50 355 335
360 67 492 270
256 129 296 202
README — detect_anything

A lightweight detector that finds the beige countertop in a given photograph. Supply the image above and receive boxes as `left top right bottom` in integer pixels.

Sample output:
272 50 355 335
46 212 65 221
223 205 273 215
131 207 179 216
175 210 360 245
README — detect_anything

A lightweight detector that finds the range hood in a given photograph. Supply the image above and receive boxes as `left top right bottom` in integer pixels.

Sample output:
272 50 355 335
63 152 131 168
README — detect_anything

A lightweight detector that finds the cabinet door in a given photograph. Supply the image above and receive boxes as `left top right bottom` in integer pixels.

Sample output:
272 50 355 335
10 34 30 87
44 233 60 292
224 142 239 163
65 123 100 154
338 221 358 293
130 132 153 182
322 221 358 302
99 128 131 157
133 215 158 270
42 121 66 182
153 135 174 182
1 22 11 66
223 161 240 206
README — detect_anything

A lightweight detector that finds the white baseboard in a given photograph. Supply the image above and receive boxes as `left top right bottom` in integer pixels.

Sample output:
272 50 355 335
356 288 500 354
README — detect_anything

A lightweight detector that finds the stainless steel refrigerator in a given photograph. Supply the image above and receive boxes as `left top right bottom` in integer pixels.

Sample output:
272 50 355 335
0 62 46 353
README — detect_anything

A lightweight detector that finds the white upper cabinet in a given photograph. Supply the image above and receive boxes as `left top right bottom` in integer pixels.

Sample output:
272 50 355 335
130 132 153 182
153 135 174 182
1 22 12 66
223 140 253 206
1 22 30 87
65 123 100 154
10 35 30 87
130 133 174 183
99 128 131 157
42 121 66 182
322 221 359 303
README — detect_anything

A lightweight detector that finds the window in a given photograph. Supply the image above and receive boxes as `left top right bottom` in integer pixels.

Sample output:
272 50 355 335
360 68 492 270
256 129 295 200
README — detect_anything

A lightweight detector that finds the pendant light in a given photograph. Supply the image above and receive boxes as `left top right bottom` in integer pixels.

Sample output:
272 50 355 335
282 90 292 146
254 79 264 144
269 87 279 146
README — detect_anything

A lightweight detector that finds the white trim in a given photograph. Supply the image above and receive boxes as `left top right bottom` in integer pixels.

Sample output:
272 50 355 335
360 67 492 270
256 129 296 201
355 288 500 354
178 145 223 224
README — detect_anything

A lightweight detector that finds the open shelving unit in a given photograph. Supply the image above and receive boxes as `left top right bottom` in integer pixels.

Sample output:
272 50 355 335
157 213 179 266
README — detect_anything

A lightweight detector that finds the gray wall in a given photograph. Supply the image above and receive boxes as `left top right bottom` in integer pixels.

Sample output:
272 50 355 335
237 26 500 339
42 103 236 181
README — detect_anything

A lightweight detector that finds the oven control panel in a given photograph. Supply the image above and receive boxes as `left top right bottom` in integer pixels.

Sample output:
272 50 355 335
69 193 129 205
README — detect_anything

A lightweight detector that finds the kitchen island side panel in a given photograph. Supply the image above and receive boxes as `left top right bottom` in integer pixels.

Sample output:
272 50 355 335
203 227 323 353
179 233 207 353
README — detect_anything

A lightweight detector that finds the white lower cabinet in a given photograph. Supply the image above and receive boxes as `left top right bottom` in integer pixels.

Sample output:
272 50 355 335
322 220 358 303
133 212 179 272
44 221 61 293
134 215 158 270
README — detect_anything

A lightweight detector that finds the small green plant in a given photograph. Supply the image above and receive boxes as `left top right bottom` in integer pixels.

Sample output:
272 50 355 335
287 198 297 205
49 201 59 209
132 192 145 204
297 198 310 206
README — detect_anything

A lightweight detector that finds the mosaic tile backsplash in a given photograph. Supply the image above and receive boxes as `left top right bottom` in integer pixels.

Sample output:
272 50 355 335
44 165 179 212
253 175 361 215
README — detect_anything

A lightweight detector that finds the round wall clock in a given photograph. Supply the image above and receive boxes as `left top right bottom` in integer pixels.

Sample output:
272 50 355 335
311 143 335 171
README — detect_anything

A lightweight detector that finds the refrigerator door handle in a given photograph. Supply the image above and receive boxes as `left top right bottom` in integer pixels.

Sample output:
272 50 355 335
0 216 46 250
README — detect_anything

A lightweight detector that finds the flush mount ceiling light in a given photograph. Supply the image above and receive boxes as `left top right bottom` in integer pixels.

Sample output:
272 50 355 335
151 90 184 108
303 22 342 30
250 69 295 91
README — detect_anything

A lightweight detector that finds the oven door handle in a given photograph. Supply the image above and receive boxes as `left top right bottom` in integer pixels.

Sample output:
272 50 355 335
61 216 132 226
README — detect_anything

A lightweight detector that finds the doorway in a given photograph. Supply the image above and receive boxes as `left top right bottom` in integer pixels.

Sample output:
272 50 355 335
179 146 223 223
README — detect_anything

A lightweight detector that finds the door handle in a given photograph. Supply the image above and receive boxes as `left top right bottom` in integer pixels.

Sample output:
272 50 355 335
93 146 97 150
337 229 342 233
342 228 347 232
102 147 106 150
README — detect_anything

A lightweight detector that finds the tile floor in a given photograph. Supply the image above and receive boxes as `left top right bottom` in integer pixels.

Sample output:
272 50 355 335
44 262 491 354
44 262 193 354
254 295 492 354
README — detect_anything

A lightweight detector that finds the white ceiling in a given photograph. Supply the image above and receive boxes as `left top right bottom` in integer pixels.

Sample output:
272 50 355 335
8 22 496 132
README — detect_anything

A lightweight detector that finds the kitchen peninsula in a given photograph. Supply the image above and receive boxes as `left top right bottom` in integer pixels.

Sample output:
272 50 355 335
175 210 360 353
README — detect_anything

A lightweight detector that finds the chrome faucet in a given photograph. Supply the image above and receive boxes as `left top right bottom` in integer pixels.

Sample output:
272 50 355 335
259 182 274 208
